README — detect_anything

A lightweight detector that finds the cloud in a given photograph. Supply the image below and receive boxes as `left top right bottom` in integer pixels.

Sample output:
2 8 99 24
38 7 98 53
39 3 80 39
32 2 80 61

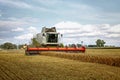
0 17 40 44
107 34 120 38
7 17 39 23
54 21 107 37
11 27 24 32
27 26 38 33
0 17 40 32
0 20 26 28
108 24 120 33
0 18 28 39
14 33 33 40
0 0 32 9
54 21 120 45
14 26 38 40
0 17 32 33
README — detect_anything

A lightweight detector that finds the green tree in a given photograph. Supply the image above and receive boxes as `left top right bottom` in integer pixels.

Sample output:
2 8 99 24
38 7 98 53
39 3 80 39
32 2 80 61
101 40 106 47
96 39 106 47
18 44 25 49
0 42 17 49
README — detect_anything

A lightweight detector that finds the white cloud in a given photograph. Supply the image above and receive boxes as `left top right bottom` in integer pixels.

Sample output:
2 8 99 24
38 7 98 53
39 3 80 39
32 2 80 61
0 17 40 32
0 17 40 44
108 24 120 33
54 21 120 45
55 21 81 29
14 26 38 40
54 21 107 36
14 33 33 40
107 34 120 38
0 20 27 27
12 27 24 32
54 21 120 38
27 26 38 34
0 0 32 9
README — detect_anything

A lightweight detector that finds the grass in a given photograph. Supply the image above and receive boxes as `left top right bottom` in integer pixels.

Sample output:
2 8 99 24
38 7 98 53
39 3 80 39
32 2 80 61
0 49 120 80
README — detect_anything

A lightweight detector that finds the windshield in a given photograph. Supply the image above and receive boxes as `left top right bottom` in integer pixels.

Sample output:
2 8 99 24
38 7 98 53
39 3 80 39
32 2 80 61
47 34 58 43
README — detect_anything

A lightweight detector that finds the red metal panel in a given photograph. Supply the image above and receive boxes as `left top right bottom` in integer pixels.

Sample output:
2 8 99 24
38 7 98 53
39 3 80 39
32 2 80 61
27 46 85 52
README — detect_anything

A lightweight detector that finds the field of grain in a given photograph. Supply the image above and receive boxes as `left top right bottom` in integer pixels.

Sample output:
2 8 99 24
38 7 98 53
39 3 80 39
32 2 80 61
40 49 120 67
0 49 120 80
86 48 120 57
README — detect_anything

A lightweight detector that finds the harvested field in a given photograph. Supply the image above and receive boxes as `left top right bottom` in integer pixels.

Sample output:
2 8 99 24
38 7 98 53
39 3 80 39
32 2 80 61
0 49 120 80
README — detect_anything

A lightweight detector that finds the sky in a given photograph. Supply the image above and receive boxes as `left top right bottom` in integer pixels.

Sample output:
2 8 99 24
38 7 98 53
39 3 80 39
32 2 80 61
0 0 120 46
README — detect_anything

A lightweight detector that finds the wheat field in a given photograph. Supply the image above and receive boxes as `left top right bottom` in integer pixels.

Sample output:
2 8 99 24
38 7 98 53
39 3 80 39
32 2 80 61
0 49 120 80
40 49 120 67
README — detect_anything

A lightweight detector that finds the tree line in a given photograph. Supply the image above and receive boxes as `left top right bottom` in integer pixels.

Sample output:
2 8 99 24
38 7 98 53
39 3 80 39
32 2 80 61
0 39 115 49
0 42 25 49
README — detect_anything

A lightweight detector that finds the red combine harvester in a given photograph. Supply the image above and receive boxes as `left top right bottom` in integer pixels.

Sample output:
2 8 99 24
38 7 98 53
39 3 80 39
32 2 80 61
25 27 85 55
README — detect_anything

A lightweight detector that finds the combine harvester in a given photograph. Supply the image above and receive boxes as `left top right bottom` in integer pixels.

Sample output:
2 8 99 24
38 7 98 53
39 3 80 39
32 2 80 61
25 27 85 55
